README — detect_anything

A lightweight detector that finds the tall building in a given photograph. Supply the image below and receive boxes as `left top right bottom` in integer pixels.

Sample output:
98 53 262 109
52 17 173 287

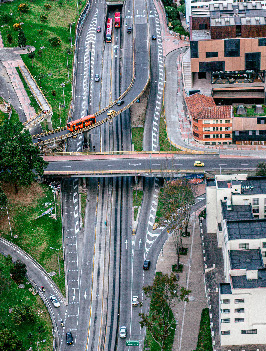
206 175 266 347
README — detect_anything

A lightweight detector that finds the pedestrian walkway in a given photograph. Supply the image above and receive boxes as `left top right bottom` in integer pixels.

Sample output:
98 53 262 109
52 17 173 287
2 59 36 120
156 208 207 351
19 64 51 112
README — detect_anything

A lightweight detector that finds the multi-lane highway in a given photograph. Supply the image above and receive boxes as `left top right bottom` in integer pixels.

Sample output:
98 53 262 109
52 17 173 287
44 154 266 176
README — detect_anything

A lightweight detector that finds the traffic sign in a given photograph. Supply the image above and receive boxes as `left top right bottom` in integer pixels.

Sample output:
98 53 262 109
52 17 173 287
126 341 139 346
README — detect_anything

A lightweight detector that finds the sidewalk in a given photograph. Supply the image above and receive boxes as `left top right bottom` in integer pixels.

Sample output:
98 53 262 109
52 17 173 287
156 208 207 351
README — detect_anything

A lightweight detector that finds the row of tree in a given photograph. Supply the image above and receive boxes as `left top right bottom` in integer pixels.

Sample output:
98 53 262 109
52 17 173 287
0 118 47 209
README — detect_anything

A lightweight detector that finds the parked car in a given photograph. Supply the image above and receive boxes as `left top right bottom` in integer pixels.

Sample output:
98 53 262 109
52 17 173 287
95 74 100 82
194 161 204 167
152 35 157 40
50 295 60 308
66 332 73 345
119 326 127 338
127 26 132 33
132 296 139 306
96 26 101 33
143 260 151 270
117 100 124 106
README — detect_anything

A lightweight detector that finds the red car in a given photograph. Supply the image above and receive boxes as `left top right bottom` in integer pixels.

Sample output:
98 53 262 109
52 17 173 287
96 26 101 33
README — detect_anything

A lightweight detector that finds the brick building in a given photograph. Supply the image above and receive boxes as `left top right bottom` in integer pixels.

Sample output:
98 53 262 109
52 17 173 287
188 2 266 105
185 93 232 144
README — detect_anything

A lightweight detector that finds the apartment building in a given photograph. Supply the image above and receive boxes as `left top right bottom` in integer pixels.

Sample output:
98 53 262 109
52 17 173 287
206 174 266 347
185 93 232 144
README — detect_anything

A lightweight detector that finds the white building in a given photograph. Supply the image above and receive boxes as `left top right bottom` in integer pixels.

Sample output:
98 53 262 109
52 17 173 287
206 174 266 347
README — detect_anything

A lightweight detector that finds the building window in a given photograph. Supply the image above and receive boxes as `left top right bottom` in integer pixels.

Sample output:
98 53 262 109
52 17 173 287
239 243 249 249
241 329 257 334
221 309 230 313
249 131 253 136
253 208 259 213
263 242 266 248
204 120 210 124
262 251 266 257
253 198 259 206
221 331 230 335
206 52 218 58
225 120 231 123
235 318 244 323
225 134 231 138
198 72 206 79
193 132 199 138
259 38 266 46
222 299 230 304
199 23 207 30
235 299 244 304
224 39 240 57
221 318 230 323
190 41 199 58
235 131 239 136
204 135 211 138
204 128 211 131
235 308 244 313
225 127 231 131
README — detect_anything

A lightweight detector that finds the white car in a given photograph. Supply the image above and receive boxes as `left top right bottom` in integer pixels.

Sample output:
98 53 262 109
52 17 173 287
119 326 127 338
132 296 139 306
50 295 60 308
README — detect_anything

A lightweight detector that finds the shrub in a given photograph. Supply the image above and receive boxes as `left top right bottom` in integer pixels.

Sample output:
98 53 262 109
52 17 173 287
37 29 44 35
28 51 35 59
52 90 56 96
7 33 13 44
49 36 61 47
18 3 29 13
13 23 22 31
44 3 51 9
18 29 27 47
196 308 213 351
1 13 13 23
10 260 27 283
40 14 48 22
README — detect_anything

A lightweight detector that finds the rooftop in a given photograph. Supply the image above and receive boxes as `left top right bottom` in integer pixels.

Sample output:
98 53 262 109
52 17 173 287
220 283 232 295
227 219 266 240
221 202 253 221
229 249 263 270
185 93 232 120
232 269 266 289
216 178 266 195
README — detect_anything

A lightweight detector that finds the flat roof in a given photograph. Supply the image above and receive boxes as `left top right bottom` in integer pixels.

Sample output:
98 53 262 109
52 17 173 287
227 219 266 240
232 269 266 289
217 178 266 195
229 249 263 270
221 202 253 221
220 283 232 295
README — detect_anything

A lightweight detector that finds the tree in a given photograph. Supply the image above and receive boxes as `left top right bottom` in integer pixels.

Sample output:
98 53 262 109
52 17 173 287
12 304 35 325
0 119 47 193
7 33 13 44
18 3 29 13
139 273 190 350
49 36 61 47
157 179 195 268
18 29 26 47
256 162 266 176
10 260 27 283
0 329 25 351
28 50 35 67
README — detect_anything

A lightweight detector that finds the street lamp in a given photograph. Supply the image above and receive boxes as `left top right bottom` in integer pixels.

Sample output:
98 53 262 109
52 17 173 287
61 82 65 107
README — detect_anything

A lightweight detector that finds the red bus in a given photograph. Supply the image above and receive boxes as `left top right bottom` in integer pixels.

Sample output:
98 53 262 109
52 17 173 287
106 18 112 43
114 12 121 28
67 115 96 132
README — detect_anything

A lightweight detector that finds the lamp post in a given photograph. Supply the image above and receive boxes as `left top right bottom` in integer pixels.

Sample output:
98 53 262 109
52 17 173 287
61 82 65 107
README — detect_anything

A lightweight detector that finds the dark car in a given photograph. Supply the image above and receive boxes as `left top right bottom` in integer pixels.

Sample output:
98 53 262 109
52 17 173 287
66 332 73 345
143 260 150 270
127 26 132 33
94 74 100 82
117 100 124 106
96 26 101 33
152 35 157 40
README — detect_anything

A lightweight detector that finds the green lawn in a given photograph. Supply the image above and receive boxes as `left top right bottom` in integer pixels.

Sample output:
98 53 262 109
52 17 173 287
0 183 65 295
155 188 164 222
0 0 87 129
133 190 143 221
0 254 53 350
159 113 181 152
132 127 144 151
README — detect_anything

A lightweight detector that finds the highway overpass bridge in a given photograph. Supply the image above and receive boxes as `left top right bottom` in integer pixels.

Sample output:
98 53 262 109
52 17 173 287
43 153 266 177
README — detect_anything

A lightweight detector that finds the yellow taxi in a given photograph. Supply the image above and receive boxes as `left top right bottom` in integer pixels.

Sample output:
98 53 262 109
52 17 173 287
107 110 116 116
194 161 205 167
